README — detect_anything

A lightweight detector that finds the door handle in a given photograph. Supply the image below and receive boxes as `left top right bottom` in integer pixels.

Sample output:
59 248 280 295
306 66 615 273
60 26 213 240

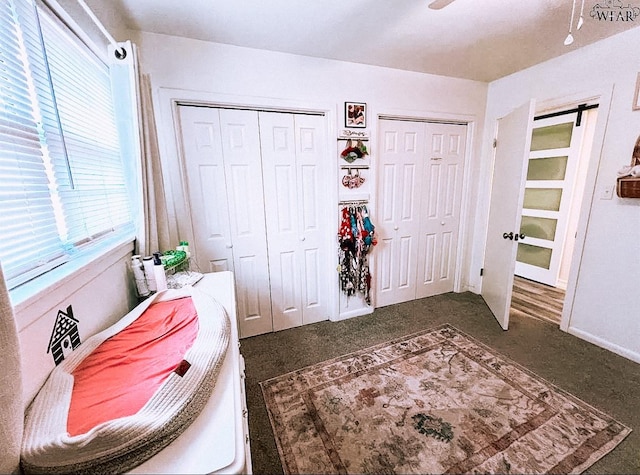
502 232 525 241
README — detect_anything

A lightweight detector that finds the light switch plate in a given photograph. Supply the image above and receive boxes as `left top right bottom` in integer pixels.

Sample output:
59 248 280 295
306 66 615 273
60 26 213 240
601 184 614 200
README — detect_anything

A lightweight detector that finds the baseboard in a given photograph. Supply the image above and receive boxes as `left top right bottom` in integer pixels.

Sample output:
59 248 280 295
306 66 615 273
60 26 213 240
567 326 640 365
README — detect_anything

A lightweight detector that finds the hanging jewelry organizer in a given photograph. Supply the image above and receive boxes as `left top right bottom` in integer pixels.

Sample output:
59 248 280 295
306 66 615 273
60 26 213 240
336 129 376 310
337 200 377 304
338 130 371 202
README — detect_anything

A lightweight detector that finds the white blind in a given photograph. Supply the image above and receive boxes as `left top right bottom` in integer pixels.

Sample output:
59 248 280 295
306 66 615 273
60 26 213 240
0 0 66 283
38 8 132 244
0 0 134 289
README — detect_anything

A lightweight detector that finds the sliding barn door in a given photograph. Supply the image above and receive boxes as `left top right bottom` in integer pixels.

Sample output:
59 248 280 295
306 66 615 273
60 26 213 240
515 111 585 286
179 106 273 338
376 119 466 308
259 112 330 331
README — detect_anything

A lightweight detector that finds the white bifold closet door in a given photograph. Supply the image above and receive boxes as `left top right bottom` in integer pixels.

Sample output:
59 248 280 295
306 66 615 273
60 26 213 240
259 112 329 331
376 119 466 308
178 106 329 338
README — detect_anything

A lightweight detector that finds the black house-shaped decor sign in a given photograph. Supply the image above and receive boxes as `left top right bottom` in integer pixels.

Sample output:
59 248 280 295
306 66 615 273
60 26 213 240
47 305 81 365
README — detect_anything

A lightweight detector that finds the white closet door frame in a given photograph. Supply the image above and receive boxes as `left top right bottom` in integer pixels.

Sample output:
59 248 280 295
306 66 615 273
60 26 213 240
161 90 337 335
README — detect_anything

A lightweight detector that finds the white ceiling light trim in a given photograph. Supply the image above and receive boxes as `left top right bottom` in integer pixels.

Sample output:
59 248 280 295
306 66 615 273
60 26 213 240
428 0 456 10
564 0 576 45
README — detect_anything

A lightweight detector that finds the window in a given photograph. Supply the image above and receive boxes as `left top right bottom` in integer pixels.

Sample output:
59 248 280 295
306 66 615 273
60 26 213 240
0 0 134 290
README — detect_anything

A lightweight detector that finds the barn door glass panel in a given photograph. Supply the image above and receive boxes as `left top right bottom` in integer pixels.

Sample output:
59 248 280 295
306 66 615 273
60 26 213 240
519 216 557 241
517 243 552 269
522 188 562 211
529 122 573 151
526 156 568 180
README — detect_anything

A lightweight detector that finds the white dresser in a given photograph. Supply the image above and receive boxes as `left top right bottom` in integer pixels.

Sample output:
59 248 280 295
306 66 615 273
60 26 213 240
129 271 252 474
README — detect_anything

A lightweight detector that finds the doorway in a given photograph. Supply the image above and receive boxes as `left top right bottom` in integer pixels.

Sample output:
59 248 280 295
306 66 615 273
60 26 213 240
510 106 598 326
482 99 601 330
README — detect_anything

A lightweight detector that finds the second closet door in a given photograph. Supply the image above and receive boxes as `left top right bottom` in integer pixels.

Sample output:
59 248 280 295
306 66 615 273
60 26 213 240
376 119 466 308
259 112 329 331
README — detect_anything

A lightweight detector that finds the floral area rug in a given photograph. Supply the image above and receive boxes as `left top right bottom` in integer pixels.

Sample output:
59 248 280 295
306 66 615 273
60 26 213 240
260 324 630 474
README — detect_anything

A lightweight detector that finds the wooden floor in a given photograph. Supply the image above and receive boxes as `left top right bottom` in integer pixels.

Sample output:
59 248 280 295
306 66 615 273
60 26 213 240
510 275 565 325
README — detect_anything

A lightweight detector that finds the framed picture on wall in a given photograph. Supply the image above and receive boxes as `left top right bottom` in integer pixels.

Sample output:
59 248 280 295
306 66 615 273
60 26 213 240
345 102 366 128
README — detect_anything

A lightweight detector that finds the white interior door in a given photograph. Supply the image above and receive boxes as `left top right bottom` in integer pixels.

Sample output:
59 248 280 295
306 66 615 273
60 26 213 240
515 112 585 286
482 100 535 330
179 106 273 338
377 119 424 307
259 112 329 331
417 123 466 298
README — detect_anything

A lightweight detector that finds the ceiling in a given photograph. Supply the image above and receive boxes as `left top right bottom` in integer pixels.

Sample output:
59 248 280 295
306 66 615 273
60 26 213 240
111 0 640 82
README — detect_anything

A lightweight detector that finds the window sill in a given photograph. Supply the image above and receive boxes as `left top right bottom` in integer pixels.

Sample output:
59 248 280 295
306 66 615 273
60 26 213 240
11 234 135 331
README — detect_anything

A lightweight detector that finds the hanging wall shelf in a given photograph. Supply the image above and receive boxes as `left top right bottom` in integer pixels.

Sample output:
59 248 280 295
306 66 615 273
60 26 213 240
616 134 640 198
338 129 369 141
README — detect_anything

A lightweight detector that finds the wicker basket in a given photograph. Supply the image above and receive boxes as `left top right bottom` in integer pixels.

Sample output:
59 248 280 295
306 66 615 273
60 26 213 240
616 176 640 198
616 136 640 198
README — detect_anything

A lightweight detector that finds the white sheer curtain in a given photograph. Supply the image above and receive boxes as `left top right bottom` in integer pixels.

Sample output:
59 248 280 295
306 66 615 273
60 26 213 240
0 265 23 474
135 71 171 257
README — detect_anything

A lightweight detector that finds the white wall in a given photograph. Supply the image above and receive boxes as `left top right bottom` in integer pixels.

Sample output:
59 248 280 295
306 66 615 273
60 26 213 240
133 27 640 363
132 31 489 305
474 27 640 362
16 243 138 406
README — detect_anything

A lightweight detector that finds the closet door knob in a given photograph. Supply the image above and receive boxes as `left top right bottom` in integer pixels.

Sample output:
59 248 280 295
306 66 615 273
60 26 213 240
441 221 445 226
300 236 306 241
226 243 233 249
394 226 399 231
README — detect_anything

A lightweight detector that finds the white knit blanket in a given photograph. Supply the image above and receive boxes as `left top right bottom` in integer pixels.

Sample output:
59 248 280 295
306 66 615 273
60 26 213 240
21 286 230 475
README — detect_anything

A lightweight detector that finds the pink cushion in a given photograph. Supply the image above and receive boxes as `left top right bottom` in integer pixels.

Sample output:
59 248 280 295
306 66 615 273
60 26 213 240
67 297 199 436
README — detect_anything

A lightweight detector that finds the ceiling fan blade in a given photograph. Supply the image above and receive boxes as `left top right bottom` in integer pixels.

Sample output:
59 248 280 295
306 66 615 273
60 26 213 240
428 0 456 10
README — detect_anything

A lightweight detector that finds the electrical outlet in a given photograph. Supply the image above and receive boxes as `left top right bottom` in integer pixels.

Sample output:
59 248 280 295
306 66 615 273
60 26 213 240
601 184 614 200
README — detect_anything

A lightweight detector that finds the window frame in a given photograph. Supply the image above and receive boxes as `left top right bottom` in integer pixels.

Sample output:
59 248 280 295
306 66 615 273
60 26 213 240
1 0 136 295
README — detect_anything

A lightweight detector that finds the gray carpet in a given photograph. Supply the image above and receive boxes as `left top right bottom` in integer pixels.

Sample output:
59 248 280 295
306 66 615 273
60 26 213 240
240 291 640 474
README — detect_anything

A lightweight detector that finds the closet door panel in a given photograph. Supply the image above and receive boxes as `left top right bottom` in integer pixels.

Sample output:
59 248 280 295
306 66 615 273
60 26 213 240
376 120 424 307
304 248 320 306
300 165 319 232
421 232 437 284
260 112 303 331
219 108 273 337
278 251 298 312
260 112 329 329
178 107 234 275
416 123 466 298
377 162 397 305
294 114 329 324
